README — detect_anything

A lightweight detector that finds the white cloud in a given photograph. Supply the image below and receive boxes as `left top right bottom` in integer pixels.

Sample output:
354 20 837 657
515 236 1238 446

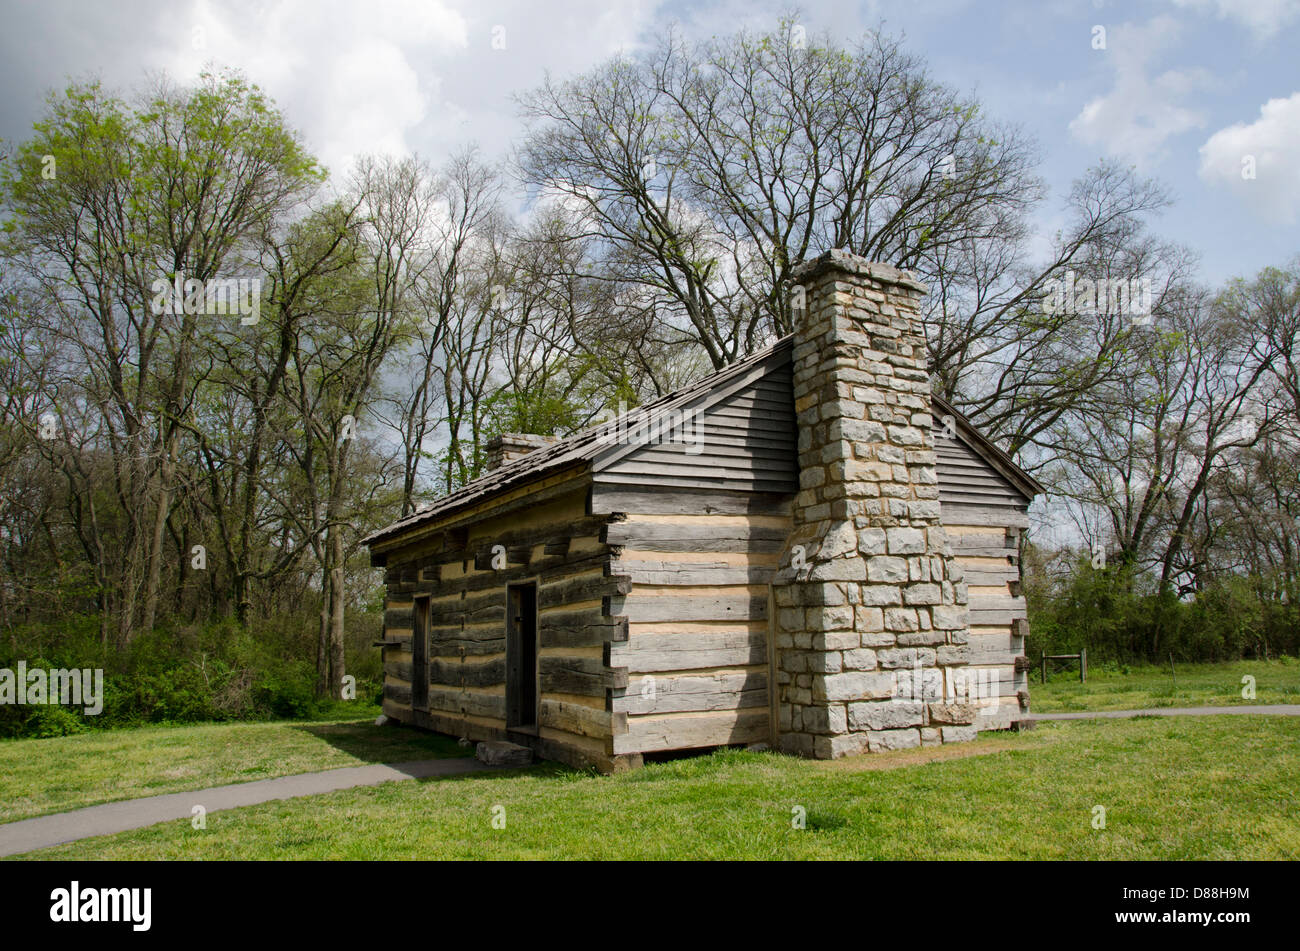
1068 16 1215 166
154 0 470 175
141 0 672 179
1198 92 1300 223
1169 0 1300 39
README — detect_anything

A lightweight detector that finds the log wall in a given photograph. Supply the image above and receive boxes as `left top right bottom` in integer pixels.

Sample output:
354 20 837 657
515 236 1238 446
592 484 1031 752
594 486 789 755
942 507 1030 729
378 478 638 772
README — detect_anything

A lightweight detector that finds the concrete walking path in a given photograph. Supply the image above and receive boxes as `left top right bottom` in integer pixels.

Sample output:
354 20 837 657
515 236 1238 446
1027 703 1300 721
0 756 516 858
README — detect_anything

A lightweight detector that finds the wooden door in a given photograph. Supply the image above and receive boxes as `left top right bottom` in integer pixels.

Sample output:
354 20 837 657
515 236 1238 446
412 596 429 711
506 583 538 728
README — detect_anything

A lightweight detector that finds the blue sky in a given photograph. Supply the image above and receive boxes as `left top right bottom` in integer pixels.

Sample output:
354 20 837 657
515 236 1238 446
1 0 1296 285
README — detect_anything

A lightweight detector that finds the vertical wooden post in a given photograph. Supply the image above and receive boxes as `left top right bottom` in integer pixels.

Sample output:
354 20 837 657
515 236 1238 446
1041 653 1047 684
1080 647 1087 683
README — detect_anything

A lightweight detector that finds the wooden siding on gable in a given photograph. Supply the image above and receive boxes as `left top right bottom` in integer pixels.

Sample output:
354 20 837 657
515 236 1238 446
935 432 1026 510
596 357 798 495
592 349 1032 517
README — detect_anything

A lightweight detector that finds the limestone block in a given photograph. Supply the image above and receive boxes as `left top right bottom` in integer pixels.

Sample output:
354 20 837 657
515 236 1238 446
866 728 921 752
848 700 925 731
815 671 896 702
886 527 926 554
929 702 977 725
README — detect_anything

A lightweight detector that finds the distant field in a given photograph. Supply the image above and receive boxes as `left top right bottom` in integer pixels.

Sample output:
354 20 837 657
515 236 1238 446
12 715 1300 860
1029 658 1299 713
0 717 467 823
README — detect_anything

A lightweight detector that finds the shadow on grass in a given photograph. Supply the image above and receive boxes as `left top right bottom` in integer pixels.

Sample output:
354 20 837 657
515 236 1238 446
293 724 784 787
290 719 471 764
409 760 579 786
804 810 850 832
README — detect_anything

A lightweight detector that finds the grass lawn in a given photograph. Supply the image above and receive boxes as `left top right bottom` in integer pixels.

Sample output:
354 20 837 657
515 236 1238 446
1029 658 1300 712
0 714 467 824
13 715 1299 860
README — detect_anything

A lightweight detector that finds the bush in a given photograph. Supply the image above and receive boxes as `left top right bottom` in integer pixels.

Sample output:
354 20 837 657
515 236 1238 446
253 667 324 720
22 704 87 738
0 609 381 738
1026 554 1300 664
114 667 219 724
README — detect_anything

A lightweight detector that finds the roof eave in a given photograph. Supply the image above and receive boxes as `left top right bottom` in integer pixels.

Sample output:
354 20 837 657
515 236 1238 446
362 462 592 557
930 393 1046 500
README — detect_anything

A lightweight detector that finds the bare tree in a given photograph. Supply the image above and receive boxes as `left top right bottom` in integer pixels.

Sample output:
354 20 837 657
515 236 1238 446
0 70 321 645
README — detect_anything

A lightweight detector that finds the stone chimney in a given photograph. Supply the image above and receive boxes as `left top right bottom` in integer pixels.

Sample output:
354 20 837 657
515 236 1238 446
485 433 560 471
774 250 976 758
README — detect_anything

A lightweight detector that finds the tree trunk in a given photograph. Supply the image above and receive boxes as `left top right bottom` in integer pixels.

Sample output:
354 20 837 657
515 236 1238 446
316 574 331 697
330 523 347 700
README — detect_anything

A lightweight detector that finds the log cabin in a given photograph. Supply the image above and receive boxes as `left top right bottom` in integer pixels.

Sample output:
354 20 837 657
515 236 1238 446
363 250 1043 772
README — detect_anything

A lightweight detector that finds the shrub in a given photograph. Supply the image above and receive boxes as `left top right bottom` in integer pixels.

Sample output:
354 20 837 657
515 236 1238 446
0 608 381 738
1025 554 1299 664
22 704 86 738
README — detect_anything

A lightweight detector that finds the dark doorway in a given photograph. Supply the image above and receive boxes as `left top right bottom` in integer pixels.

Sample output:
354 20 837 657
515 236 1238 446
412 596 429 711
506 582 538 729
